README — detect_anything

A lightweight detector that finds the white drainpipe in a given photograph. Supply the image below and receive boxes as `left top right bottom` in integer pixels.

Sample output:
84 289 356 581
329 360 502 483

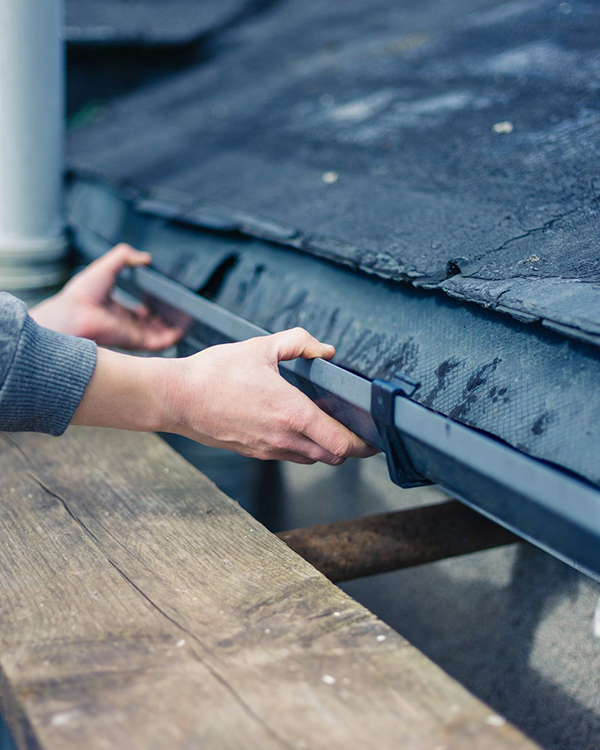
0 0 68 294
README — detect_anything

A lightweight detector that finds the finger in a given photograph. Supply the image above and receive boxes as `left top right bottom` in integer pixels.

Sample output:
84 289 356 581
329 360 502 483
274 452 317 465
106 308 183 351
101 243 152 271
106 298 151 320
295 396 378 460
269 327 335 363
138 323 184 351
276 433 345 466
129 317 184 351
103 303 184 351
130 301 152 319
87 244 152 288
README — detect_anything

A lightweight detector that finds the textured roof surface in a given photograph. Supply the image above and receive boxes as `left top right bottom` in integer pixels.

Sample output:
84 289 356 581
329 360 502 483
68 178 600 488
68 0 600 344
66 0 254 45
66 0 600 486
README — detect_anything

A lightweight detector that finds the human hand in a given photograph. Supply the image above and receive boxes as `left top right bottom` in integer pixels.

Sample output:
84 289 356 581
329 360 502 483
74 328 377 466
30 244 184 351
164 327 378 464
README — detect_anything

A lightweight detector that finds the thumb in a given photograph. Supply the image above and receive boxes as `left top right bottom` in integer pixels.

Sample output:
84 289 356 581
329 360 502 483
92 243 152 278
270 327 335 362
71 244 152 298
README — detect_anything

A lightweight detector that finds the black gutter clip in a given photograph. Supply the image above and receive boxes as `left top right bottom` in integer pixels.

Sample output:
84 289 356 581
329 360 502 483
371 374 432 489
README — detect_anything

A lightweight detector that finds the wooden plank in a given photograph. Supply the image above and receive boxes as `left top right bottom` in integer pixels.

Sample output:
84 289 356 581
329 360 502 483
0 428 539 750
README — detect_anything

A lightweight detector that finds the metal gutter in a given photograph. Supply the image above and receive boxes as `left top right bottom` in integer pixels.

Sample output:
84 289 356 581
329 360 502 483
120 265 600 582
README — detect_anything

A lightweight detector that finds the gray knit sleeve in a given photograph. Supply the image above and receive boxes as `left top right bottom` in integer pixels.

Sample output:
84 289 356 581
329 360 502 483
0 292 97 435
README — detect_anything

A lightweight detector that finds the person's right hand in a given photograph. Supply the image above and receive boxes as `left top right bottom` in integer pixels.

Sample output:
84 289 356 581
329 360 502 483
74 327 377 466
166 328 377 465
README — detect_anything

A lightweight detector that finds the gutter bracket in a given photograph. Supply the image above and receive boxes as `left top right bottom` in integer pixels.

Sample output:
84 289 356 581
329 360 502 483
371 374 432 489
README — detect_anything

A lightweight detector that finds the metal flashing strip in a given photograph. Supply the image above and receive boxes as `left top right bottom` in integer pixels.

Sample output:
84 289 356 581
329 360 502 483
120 265 600 582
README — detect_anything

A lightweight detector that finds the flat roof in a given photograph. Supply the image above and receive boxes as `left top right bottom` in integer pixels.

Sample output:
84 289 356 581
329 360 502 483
68 0 600 346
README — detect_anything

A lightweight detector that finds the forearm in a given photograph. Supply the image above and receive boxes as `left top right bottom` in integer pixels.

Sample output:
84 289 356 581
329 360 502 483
72 348 175 433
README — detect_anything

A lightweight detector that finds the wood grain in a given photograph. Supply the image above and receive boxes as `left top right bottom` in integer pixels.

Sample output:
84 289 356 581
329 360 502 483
0 428 539 750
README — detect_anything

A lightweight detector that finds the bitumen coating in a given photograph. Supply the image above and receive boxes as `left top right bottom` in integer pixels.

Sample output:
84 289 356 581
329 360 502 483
68 179 600 490
68 0 600 347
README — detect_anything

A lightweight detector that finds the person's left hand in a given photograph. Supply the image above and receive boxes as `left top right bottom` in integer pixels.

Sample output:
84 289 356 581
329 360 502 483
30 244 184 351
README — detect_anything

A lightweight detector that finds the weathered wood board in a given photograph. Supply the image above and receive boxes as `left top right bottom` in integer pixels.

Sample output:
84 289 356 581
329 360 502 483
0 428 538 750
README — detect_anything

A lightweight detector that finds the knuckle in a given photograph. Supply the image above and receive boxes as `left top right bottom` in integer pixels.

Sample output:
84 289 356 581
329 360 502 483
281 403 309 433
270 434 290 453
113 242 132 253
255 448 273 461
330 435 353 460
291 326 310 342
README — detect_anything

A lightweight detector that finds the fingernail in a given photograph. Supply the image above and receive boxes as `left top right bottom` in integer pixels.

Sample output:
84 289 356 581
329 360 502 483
128 254 152 266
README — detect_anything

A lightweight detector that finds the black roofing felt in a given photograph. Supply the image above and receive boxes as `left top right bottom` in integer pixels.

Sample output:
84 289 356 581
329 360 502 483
65 0 255 46
68 0 600 345
68 179 600 488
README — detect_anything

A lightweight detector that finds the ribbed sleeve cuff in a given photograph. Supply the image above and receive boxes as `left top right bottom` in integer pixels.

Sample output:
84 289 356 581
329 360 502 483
0 316 97 436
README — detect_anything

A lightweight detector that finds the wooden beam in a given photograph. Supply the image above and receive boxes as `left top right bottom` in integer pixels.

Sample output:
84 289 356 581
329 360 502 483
0 429 539 750
277 501 518 582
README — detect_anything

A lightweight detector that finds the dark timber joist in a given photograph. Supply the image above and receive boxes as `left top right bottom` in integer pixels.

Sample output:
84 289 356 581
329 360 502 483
277 501 519 583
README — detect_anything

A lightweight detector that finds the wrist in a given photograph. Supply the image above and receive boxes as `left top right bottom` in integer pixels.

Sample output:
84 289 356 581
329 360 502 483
149 355 189 434
158 354 201 437
133 355 176 433
73 349 177 433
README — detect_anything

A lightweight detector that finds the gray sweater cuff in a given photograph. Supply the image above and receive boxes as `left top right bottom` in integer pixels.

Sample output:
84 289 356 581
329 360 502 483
1 316 97 436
